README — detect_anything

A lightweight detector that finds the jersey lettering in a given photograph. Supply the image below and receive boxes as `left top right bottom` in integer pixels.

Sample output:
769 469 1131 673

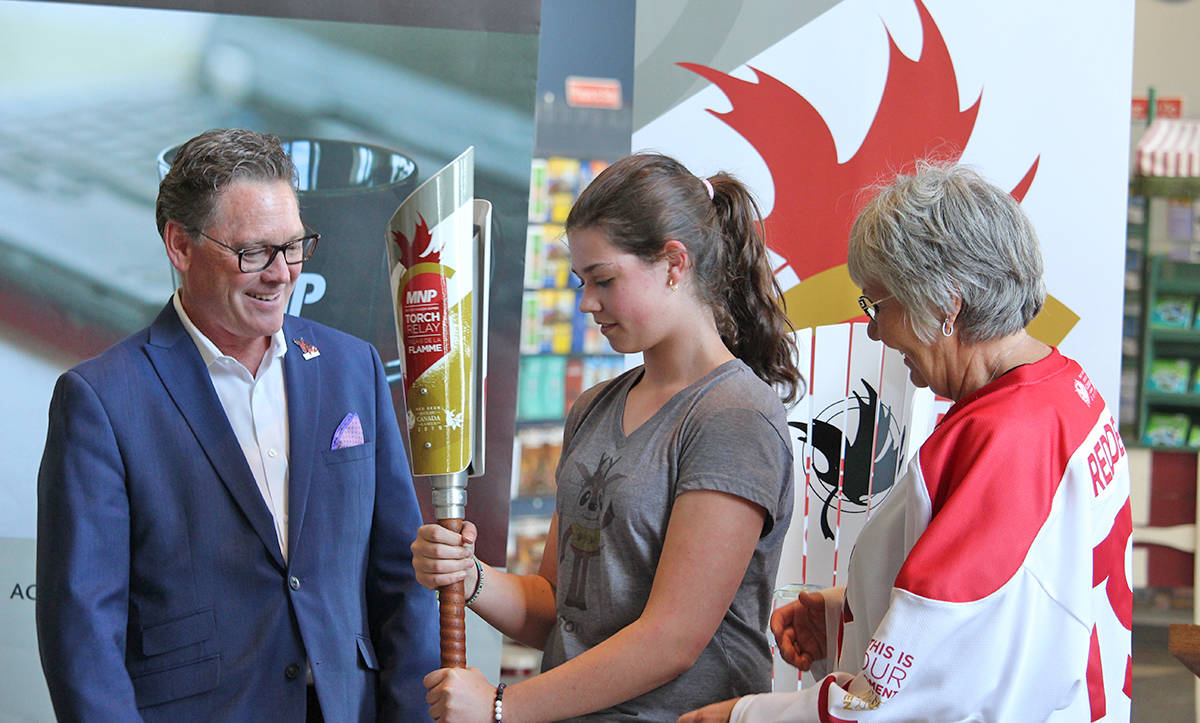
1087 497 1133 719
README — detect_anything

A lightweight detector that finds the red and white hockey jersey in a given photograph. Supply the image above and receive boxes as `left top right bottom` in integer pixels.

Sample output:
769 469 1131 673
733 349 1131 722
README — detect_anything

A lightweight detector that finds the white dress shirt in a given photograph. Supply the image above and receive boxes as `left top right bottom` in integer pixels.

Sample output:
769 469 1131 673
173 291 292 560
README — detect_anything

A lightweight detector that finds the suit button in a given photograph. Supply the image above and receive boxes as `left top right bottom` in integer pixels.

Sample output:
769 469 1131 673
285 663 301 680
289 575 301 590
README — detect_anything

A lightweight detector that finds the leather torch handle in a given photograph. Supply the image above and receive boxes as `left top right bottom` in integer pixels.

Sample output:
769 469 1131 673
437 517 467 668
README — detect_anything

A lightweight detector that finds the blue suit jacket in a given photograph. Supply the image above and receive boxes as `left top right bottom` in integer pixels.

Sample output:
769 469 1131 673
36 302 438 722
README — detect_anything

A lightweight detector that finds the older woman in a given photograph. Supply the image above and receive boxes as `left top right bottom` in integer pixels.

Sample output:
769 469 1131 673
680 163 1131 722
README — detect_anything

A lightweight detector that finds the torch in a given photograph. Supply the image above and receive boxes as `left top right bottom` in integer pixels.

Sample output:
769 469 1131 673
386 147 490 667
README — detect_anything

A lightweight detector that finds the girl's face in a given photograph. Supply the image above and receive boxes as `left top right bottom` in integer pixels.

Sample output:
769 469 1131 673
568 226 675 355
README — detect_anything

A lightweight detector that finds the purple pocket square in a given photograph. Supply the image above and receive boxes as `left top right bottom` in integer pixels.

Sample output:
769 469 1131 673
331 412 364 450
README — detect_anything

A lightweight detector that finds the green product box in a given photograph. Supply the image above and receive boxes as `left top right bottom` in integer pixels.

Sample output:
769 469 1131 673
1150 294 1195 329
1144 412 1191 447
539 355 567 421
516 355 543 422
1149 358 1192 393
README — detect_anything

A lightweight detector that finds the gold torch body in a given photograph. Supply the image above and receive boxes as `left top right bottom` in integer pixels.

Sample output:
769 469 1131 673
386 148 489 668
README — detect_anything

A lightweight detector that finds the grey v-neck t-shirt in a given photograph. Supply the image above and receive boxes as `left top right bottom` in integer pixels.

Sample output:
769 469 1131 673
542 359 794 721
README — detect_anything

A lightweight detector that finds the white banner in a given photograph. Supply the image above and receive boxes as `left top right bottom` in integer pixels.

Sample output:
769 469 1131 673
784 324 933 588
634 0 1134 588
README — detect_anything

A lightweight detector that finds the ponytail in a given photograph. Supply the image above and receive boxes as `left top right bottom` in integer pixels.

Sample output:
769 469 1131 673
708 175 804 403
566 152 804 403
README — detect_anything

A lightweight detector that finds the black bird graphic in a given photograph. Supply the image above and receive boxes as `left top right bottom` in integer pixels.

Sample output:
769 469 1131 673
790 381 904 539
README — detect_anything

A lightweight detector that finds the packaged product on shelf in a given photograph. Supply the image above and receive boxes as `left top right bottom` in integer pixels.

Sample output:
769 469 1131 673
545 226 571 288
519 291 542 354
564 357 584 415
1148 358 1192 393
517 355 568 421
547 156 582 224
508 516 552 576
1192 198 1200 248
1189 422 1200 448
524 224 570 289
541 356 567 420
1122 334 1138 360
582 356 628 390
1168 198 1194 244
516 355 543 421
1122 313 1140 340
1192 364 1200 393
524 225 546 288
583 323 606 354
1144 412 1191 447
579 159 610 193
516 426 562 498
1127 194 1146 226
1150 293 1196 329
529 158 550 223
529 289 574 355
521 289 574 354
571 297 609 354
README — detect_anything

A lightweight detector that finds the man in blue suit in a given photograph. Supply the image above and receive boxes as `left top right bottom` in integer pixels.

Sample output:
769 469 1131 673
36 128 438 721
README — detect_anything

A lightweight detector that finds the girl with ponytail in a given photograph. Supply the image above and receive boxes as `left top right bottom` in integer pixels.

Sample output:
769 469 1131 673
415 152 804 722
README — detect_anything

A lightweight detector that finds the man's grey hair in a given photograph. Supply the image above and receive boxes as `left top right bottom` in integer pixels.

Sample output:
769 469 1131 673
155 128 296 239
847 161 1046 344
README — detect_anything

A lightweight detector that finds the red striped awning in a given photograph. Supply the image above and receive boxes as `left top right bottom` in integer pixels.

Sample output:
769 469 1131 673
1137 118 1200 177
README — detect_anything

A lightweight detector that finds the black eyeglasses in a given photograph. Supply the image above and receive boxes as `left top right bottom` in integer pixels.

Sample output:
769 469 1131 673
857 293 893 321
193 226 320 273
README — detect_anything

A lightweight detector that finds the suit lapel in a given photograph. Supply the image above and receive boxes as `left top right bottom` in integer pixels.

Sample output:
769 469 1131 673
144 302 287 571
282 317 319 559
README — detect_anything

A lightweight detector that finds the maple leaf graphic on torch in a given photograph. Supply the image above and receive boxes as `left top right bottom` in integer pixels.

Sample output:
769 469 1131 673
391 213 443 268
680 0 1077 343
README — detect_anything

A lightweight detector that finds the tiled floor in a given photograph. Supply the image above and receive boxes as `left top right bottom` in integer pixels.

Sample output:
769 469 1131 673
1134 594 1194 722
1134 624 1192 721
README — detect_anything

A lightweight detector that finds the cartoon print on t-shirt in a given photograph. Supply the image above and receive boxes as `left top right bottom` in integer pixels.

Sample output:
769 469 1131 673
565 453 625 610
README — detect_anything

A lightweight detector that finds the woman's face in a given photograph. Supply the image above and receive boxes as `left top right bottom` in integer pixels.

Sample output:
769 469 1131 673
861 281 954 398
568 226 674 355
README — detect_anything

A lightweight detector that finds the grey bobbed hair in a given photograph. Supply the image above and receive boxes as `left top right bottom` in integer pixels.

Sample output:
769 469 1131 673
847 161 1045 344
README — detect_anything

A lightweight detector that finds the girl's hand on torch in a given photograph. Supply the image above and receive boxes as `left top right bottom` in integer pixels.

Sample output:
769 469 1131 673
411 520 478 591
423 666 495 723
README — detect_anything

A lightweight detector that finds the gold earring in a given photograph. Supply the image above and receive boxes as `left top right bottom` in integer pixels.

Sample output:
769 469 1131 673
668 279 678 292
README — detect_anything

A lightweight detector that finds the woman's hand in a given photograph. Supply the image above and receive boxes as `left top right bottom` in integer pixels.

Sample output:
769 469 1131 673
424 667 495 722
411 521 477 592
677 698 737 722
771 589 827 671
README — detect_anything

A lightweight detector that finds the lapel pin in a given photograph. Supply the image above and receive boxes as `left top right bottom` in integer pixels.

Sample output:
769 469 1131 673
293 337 320 360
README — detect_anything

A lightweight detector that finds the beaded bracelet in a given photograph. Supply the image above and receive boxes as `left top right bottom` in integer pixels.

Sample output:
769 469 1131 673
465 555 484 606
493 682 507 721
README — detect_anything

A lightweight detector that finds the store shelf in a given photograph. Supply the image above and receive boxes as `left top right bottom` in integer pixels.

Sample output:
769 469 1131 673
1139 443 1200 453
1145 392 1200 409
1149 328 1200 343
1138 256 1200 447
516 419 566 428
1132 175 1200 199
1123 192 1148 437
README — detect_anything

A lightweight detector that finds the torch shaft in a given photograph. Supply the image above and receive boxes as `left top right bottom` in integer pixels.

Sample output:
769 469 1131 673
437 517 468 668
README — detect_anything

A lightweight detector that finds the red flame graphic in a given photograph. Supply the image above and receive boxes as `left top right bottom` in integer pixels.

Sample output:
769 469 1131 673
680 0 1038 281
391 213 441 268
